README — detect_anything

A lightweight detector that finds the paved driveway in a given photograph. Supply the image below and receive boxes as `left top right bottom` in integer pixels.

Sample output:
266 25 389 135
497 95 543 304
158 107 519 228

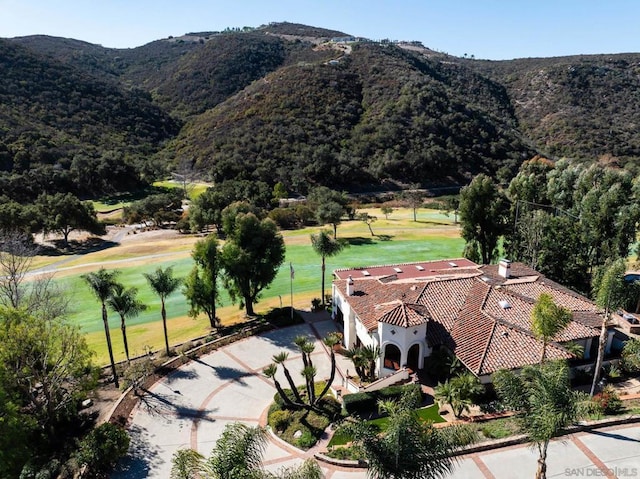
112 317 640 478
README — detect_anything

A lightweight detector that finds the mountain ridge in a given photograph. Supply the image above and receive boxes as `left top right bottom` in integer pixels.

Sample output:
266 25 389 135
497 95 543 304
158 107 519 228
3 22 640 200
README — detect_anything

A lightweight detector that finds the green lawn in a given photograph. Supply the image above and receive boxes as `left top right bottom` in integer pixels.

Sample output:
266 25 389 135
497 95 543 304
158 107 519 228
328 404 445 446
44 208 464 362
65 234 464 335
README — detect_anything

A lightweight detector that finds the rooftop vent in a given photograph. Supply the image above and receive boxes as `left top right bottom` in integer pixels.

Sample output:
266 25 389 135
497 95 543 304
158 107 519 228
448 262 458 268
415 265 425 271
362 270 371 276
498 300 511 309
481 276 491 282
393 267 403 273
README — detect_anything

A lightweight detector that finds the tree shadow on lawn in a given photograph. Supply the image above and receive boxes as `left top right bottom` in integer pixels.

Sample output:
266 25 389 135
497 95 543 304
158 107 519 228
344 235 394 246
37 237 119 256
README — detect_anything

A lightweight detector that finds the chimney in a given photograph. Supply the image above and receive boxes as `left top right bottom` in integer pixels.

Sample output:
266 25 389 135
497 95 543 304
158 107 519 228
346 275 354 296
498 259 511 279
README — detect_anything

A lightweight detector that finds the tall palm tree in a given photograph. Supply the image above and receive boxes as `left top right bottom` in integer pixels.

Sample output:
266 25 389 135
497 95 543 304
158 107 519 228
590 259 627 396
310 229 345 307
316 332 341 401
107 282 146 362
531 292 572 362
263 364 295 408
82 268 120 387
272 352 304 405
144 266 181 356
494 361 586 479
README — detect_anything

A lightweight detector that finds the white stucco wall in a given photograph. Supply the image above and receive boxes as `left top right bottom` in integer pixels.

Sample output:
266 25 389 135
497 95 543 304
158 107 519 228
377 321 429 377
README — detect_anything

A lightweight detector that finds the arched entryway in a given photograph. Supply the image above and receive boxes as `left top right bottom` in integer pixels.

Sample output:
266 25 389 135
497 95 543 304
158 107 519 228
407 343 421 372
383 343 401 370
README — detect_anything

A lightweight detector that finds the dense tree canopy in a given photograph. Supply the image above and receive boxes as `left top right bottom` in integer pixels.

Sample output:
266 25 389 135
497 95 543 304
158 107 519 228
184 235 222 328
221 214 285 316
506 160 640 293
0 307 95 477
459 174 508 265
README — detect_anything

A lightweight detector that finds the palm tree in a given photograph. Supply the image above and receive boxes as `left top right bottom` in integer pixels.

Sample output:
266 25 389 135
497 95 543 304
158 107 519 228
170 423 323 478
144 266 181 356
435 372 483 418
360 344 381 382
344 345 380 382
170 449 205 479
263 364 295 408
310 229 345 307
590 259 627 396
294 335 316 403
82 268 120 387
107 282 146 362
350 387 476 479
494 361 586 479
316 332 341 401
344 346 367 380
272 352 304 405
207 423 267 479
531 292 572 362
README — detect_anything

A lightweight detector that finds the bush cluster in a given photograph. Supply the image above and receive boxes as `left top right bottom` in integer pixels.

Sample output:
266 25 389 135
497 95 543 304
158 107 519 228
342 383 423 416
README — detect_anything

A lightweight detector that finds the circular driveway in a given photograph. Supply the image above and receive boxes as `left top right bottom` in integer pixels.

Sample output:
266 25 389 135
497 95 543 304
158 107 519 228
112 319 368 479
111 317 640 478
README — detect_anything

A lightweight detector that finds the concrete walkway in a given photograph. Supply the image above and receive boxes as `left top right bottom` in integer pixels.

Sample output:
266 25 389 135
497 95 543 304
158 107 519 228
111 316 640 478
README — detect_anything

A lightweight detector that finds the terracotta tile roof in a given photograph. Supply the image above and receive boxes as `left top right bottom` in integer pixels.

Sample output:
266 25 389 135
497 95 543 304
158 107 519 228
334 260 604 375
480 323 572 374
334 258 479 281
376 302 429 328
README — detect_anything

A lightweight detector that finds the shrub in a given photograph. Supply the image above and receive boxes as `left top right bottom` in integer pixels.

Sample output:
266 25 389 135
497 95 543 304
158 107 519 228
268 207 299 229
263 307 304 327
76 423 130 476
593 386 623 415
342 391 376 416
269 410 292 432
296 430 316 449
311 298 322 311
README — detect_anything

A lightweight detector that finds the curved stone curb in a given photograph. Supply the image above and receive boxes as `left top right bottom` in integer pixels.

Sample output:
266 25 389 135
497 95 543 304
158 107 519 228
313 452 367 469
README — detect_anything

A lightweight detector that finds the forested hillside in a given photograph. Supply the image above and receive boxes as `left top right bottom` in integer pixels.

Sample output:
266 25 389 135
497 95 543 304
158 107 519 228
468 54 640 168
4 22 640 199
0 39 179 201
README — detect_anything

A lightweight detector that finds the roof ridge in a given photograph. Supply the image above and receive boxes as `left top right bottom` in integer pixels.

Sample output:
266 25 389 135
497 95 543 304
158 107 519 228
332 258 477 272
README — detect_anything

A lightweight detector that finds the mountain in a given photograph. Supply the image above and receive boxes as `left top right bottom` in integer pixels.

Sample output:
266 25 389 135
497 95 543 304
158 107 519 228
3 22 640 200
0 38 180 201
466 54 640 169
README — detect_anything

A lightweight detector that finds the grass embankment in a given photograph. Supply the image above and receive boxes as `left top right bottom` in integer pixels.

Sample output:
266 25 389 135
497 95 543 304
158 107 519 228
32 208 463 364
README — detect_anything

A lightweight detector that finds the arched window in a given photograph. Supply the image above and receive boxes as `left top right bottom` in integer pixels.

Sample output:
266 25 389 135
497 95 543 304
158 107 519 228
383 343 401 370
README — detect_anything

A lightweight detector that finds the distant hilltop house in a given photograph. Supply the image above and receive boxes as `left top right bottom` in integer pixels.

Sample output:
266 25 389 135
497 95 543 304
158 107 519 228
332 259 618 383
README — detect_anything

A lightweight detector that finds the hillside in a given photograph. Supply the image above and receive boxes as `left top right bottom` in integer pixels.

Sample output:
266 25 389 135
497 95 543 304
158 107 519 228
167 42 530 191
4 23 640 199
467 53 640 168
0 39 180 201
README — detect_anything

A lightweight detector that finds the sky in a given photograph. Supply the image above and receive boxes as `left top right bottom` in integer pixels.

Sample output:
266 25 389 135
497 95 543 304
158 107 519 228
1 0 639 60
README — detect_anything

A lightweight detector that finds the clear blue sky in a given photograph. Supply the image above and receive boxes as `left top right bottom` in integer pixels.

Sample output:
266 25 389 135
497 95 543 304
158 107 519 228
1 0 639 60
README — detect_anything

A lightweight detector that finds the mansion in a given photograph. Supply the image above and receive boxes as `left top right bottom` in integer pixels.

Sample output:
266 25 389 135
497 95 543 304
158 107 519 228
331 259 613 383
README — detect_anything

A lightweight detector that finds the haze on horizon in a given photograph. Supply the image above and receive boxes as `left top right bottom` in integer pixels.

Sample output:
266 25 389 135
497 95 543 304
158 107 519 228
1 0 640 61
